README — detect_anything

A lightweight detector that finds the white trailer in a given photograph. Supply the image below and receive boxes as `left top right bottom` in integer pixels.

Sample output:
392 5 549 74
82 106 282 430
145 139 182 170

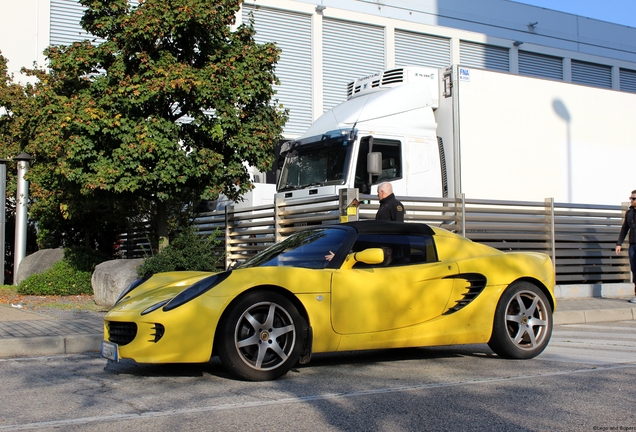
275 65 636 206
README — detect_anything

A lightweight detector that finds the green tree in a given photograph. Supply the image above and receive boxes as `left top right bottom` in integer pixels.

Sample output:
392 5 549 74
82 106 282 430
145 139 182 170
0 52 40 282
0 52 35 193
23 0 286 250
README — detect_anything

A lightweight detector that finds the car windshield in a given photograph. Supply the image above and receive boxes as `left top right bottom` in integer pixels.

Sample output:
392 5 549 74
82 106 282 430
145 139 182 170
277 130 355 191
238 228 349 269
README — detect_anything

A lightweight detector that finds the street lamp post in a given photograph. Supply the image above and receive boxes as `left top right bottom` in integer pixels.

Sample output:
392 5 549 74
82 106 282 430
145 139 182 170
0 159 7 285
13 152 33 285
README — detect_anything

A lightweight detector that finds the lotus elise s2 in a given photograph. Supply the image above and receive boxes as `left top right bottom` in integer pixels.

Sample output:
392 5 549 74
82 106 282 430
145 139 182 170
102 221 556 381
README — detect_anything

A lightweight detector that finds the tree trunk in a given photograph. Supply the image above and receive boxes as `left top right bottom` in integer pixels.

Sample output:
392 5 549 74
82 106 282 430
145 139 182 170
157 200 169 251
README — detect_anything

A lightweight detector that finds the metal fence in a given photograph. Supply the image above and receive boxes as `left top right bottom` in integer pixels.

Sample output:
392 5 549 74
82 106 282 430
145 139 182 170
121 192 630 285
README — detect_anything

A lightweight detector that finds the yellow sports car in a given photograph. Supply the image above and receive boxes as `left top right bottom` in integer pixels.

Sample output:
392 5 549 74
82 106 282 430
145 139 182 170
102 221 556 381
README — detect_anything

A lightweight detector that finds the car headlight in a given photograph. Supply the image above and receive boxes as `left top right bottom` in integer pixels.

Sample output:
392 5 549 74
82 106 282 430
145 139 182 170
162 271 232 312
141 299 170 316
114 277 149 305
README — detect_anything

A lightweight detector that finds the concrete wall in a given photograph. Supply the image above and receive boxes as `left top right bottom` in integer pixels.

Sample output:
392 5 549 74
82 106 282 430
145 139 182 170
0 0 50 80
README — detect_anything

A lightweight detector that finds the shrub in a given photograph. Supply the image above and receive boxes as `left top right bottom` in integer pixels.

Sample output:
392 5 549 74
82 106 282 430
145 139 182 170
16 246 110 296
64 246 111 272
17 260 93 295
137 227 223 278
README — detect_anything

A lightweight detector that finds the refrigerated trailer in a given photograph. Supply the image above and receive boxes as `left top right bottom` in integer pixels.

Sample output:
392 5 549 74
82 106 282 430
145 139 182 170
275 65 636 206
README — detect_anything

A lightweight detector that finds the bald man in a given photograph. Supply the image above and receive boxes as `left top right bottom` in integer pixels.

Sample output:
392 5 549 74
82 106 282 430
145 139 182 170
375 182 404 221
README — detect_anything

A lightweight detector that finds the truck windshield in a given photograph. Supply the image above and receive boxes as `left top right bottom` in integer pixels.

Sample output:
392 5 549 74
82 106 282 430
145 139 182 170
278 130 354 191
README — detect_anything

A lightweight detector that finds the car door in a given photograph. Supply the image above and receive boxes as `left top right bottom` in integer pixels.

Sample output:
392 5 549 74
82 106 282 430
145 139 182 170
330 234 460 335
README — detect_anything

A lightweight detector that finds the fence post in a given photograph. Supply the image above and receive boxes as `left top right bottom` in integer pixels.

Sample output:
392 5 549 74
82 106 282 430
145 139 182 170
126 222 134 259
224 205 233 270
545 198 556 272
461 193 466 237
274 195 283 242
338 188 360 222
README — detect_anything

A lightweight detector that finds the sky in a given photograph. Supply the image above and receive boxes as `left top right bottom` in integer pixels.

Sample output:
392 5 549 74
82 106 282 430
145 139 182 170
514 0 636 28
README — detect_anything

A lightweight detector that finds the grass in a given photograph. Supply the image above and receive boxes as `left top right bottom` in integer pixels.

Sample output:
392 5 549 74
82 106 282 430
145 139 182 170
0 284 106 312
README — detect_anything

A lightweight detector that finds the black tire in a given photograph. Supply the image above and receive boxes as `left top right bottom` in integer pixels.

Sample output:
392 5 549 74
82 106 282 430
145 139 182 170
488 282 553 359
217 291 305 381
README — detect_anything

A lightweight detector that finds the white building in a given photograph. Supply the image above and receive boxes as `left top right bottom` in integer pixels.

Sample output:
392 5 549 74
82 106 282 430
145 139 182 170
3 0 636 206
3 0 636 137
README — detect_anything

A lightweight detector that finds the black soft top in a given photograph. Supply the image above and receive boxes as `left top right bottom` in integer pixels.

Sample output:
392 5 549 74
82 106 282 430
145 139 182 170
342 220 435 236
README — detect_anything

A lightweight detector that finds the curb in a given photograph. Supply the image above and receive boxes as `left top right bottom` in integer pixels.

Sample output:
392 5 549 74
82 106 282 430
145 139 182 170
554 283 634 299
553 307 636 325
0 334 102 358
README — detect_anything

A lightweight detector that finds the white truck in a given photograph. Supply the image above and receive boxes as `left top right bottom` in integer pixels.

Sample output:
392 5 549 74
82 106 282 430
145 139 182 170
274 65 636 206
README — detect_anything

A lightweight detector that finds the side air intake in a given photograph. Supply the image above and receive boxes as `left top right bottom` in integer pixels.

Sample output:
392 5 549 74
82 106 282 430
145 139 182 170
443 273 488 314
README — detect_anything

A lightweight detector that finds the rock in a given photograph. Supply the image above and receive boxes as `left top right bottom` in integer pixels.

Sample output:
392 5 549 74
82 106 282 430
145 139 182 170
15 248 65 284
92 259 143 307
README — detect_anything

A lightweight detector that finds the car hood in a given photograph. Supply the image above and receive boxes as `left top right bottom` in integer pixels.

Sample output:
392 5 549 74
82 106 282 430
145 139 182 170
111 266 335 314
111 271 215 310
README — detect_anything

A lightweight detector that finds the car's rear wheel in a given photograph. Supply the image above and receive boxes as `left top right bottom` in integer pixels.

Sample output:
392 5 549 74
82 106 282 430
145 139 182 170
488 282 553 359
217 291 305 381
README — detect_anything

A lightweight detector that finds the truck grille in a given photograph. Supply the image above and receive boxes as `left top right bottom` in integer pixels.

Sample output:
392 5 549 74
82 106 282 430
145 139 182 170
107 322 137 346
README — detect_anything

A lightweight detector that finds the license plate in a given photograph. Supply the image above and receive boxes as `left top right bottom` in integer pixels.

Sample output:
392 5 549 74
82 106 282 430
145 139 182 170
101 341 119 361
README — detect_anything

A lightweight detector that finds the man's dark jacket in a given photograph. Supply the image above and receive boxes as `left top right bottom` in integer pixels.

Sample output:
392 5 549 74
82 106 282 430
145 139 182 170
617 206 636 246
376 193 405 222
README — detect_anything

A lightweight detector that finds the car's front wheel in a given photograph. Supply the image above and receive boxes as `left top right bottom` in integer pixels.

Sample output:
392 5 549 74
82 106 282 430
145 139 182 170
217 291 305 381
488 282 553 359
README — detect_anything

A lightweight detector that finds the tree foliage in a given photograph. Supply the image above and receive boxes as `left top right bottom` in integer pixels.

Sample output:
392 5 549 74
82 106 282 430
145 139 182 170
21 0 286 251
0 52 35 195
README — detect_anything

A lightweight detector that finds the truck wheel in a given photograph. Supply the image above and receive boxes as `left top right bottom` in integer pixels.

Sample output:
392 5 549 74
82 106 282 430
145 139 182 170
217 291 305 381
488 282 553 359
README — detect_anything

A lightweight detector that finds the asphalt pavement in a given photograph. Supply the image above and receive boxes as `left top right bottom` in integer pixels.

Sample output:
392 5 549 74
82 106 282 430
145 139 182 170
0 292 635 359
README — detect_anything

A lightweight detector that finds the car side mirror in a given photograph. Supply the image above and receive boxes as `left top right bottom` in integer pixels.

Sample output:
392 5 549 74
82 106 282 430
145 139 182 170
341 248 385 270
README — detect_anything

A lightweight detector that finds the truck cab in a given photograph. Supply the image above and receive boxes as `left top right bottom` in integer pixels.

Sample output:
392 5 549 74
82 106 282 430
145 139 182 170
275 67 446 202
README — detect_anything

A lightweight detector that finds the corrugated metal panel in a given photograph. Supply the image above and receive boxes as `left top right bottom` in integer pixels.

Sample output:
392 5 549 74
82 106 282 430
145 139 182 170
620 68 636 93
519 51 563 80
571 60 612 88
323 18 385 111
459 41 509 72
395 30 450 69
244 6 312 137
50 0 138 46
50 0 93 45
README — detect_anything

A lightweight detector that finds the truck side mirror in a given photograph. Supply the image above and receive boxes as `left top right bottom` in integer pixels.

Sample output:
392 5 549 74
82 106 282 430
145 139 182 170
367 152 382 175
